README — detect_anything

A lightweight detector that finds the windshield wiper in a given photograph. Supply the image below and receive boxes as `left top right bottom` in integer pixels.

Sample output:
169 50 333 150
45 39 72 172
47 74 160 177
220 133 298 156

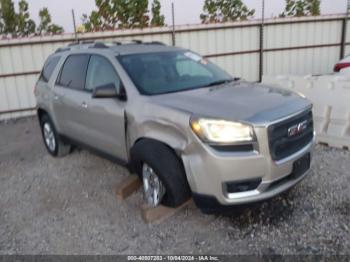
205 78 238 87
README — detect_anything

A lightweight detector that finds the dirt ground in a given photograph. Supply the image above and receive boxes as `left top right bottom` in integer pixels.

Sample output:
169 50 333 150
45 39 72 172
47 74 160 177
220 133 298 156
0 117 349 255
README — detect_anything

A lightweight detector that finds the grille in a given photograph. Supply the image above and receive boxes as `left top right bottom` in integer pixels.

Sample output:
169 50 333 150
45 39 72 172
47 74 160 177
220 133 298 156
268 110 314 161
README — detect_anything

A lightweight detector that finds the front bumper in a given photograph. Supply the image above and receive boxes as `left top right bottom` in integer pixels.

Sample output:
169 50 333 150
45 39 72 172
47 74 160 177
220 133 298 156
181 126 315 210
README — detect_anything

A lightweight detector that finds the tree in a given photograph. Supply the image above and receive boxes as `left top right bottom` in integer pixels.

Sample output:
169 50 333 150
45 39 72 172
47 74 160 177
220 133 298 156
83 0 157 32
151 0 165 27
127 0 149 28
0 1 3 33
0 0 63 37
37 7 63 35
200 0 255 24
16 0 36 36
82 11 103 32
0 0 17 35
280 0 321 17
82 0 117 31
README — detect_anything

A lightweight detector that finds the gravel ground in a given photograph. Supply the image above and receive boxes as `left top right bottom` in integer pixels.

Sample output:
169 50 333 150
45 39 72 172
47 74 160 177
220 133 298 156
0 117 349 255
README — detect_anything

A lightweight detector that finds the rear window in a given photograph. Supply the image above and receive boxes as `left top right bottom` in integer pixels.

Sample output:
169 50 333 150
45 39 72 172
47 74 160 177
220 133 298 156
39 56 61 82
57 54 90 90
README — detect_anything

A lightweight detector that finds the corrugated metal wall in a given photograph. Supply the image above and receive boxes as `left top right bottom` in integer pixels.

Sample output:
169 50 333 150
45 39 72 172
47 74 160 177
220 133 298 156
0 15 348 120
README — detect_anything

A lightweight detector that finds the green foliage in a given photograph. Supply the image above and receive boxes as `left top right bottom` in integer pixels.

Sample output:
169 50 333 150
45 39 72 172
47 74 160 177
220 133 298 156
83 0 165 32
0 4 4 33
17 0 36 36
0 0 63 37
37 7 64 35
47 23 64 34
82 0 116 31
151 0 165 27
280 0 321 17
0 0 17 35
37 8 51 34
128 0 149 28
200 0 255 23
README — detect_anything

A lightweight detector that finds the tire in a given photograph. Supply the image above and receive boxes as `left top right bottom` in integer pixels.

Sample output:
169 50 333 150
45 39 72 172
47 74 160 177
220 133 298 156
131 139 191 207
40 114 71 157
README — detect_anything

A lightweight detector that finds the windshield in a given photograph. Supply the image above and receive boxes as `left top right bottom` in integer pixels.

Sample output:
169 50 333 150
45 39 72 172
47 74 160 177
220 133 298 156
117 51 233 95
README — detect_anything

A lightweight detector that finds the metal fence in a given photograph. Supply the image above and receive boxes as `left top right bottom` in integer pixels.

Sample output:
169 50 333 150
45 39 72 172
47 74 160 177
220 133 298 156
0 14 349 120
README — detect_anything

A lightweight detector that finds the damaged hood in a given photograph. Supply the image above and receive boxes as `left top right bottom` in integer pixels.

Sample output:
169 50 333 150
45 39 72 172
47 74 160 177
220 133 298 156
150 81 311 125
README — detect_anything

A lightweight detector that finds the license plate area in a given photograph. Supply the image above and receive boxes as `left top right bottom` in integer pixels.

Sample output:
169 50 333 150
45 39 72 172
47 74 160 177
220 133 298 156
292 153 311 178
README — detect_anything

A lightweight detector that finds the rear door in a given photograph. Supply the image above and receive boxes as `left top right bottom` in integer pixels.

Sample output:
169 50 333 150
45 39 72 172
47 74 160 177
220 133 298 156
52 54 91 140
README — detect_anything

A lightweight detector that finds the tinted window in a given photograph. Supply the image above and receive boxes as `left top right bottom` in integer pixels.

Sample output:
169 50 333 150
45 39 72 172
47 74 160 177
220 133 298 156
40 56 61 82
85 55 121 92
58 55 90 90
118 51 232 95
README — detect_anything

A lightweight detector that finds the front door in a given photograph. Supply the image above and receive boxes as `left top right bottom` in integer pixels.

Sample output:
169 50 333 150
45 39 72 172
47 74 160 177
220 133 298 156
79 55 128 161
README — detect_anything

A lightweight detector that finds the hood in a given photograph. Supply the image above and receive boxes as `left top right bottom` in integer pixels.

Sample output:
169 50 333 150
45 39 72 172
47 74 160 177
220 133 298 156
150 81 311 125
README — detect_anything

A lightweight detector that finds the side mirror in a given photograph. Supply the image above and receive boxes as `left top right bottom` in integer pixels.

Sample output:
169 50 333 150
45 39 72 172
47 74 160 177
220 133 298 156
92 83 117 98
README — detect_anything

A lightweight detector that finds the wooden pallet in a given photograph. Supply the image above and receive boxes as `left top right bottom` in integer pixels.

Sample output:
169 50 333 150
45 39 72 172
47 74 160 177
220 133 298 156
114 175 142 200
114 175 191 223
141 199 192 224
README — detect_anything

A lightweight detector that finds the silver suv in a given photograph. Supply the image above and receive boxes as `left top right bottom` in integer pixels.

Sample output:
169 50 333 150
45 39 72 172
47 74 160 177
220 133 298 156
35 41 315 213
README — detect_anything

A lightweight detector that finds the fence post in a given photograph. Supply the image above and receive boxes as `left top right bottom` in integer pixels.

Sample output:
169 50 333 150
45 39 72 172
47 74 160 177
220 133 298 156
259 0 265 82
341 2 350 59
72 9 78 43
340 17 347 59
171 2 176 46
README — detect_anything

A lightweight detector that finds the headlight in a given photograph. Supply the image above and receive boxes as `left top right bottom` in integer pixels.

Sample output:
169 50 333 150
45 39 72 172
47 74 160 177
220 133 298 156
190 117 255 144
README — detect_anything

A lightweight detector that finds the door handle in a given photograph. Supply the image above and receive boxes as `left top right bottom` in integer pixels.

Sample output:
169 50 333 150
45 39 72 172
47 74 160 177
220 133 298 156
81 102 88 109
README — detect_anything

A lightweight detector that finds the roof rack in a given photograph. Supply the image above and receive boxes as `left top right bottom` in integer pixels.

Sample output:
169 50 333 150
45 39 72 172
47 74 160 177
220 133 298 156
55 47 71 53
89 42 110 49
144 41 166 45
54 40 167 53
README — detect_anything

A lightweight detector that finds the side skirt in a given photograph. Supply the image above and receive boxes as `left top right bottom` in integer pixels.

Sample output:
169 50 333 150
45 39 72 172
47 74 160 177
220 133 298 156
59 134 132 171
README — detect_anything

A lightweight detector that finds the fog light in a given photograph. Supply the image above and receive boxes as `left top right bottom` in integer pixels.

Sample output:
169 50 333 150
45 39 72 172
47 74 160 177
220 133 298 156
226 178 262 193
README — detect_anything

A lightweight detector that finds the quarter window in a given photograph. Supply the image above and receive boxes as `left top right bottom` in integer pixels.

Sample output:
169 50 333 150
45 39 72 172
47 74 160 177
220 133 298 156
57 55 90 90
85 55 121 92
40 56 61 82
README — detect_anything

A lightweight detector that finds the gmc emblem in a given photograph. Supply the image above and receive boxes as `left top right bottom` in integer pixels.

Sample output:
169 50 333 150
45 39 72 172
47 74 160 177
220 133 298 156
288 120 308 137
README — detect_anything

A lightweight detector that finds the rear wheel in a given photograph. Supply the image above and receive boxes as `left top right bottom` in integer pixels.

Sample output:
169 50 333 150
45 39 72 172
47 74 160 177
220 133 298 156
131 139 191 207
40 114 71 157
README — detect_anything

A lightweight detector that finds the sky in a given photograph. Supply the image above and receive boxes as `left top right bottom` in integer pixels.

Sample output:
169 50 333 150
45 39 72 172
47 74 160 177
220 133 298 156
12 0 348 33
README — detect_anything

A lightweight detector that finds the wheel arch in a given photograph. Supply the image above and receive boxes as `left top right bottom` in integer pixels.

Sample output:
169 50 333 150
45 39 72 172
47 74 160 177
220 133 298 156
37 107 49 122
129 136 192 207
129 136 185 174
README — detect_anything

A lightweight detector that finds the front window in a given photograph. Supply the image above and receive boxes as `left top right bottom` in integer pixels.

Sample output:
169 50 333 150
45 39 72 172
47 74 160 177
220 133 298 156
117 51 233 95
85 55 121 93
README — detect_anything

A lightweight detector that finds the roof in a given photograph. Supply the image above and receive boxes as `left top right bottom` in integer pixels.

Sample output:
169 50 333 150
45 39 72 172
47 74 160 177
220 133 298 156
55 40 185 56
112 43 184 55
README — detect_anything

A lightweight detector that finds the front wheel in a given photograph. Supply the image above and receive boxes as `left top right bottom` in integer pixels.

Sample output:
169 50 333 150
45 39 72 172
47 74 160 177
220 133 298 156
131 139 191 208
142 163 166 207
40 114 71 157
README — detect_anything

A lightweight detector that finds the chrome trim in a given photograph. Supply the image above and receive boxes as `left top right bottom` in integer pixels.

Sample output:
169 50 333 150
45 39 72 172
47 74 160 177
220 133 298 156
274 131 315 165
226 189 260 199
225 168 311 202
